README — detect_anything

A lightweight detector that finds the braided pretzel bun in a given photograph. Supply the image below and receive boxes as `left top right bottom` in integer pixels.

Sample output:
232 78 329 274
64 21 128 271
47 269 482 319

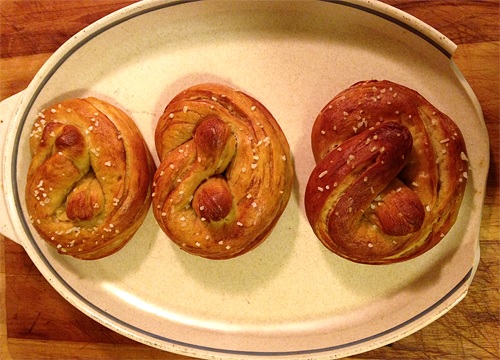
26 97 155 260
153 83 294 259
305 80 468 264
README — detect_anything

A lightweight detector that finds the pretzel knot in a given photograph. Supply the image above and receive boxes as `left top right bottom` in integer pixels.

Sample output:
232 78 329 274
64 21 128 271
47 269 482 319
305 80 469 264
153 83 294 259
25 97 155 260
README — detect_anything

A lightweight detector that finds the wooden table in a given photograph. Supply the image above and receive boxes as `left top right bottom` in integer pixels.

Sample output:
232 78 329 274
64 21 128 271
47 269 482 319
1 1 498 359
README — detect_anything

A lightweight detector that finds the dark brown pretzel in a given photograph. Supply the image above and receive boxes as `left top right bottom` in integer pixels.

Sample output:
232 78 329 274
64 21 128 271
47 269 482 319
26 97 155 259
305 80 468 264
153 83 294 259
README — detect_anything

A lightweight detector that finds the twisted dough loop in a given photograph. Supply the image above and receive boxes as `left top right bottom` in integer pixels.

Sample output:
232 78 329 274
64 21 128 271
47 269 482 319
305 80 468 264
153 83 294 259
26 97 155 260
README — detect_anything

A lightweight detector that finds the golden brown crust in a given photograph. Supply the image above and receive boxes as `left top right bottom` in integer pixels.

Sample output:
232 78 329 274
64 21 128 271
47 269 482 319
153 83 294 259
305 80 468 264
26 97 155 260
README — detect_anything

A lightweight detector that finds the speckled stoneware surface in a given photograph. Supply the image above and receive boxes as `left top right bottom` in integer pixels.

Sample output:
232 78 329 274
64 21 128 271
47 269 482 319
0 0 489 359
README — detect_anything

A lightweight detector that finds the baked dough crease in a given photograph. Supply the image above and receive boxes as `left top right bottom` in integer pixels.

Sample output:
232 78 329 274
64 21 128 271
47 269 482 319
305 80 469 264
153 83 294 259
26 97 155 260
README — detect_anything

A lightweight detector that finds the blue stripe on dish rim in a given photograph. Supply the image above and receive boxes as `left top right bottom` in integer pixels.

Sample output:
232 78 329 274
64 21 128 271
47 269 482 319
11 0 463 357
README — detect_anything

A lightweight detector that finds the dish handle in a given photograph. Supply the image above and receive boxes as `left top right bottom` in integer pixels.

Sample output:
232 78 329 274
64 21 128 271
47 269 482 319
0 91 25 246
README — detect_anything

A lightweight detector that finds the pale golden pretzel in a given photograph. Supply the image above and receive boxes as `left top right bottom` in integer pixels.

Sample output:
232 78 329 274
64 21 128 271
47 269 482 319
153 83 294 259
305 80 469 264
26 97 155 260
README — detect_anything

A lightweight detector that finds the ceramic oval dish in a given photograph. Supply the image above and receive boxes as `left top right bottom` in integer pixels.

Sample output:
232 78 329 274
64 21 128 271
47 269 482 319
0 0 489 359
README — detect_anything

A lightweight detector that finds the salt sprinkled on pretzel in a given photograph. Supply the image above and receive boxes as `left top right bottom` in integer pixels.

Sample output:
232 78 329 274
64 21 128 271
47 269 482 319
305 80 468 264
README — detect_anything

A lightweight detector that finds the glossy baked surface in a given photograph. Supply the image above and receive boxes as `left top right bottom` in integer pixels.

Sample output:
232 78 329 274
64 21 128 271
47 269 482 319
153 83 293 259
306 80 468 264
25 97 154 259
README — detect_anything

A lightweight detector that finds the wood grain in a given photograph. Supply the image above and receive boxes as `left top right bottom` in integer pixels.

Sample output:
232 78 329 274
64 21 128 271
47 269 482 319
1 1 498 359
